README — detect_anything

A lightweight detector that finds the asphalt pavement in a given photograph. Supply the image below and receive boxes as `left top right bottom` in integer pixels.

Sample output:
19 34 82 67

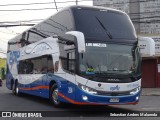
0 80 160 120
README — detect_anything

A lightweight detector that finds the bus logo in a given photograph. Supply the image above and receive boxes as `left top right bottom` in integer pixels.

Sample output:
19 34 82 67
9 51 20 65
110 85 120 91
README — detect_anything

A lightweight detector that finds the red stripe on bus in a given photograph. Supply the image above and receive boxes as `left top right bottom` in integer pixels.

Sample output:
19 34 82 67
20 86 49 90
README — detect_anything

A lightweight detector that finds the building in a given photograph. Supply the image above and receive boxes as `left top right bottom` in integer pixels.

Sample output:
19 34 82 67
93 0 160 88
93 0 160 35
140 0 160 34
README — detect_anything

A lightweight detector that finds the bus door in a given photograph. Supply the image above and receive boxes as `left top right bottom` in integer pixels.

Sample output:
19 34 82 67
65 51 76 100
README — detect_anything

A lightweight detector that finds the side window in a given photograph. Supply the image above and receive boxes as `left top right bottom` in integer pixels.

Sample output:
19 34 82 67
39 10 74 36
32 58 42 74
47 55 54 73
8 43 21 52
26 60 34 74
8 34 25 52
68 51 75 72
18 61 24 74
59 42 68 70
53 10 73 33
18 55 54 74
41 57 48 74
60 48 76 73
18 60 28 74
28 31 46 43
20 32 28 47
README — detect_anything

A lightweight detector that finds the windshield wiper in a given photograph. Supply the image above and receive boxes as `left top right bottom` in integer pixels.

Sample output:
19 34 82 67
108 69 128 72
95 16 112 39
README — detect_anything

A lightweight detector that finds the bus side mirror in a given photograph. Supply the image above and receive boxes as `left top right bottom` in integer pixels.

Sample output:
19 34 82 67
138 37 155 57
66 31 86 53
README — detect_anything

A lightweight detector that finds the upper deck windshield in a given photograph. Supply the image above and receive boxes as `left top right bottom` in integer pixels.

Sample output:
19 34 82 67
73 8 136 40
79 43 141 82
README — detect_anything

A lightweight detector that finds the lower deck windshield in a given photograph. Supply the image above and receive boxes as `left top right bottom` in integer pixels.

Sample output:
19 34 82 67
79 43 140 82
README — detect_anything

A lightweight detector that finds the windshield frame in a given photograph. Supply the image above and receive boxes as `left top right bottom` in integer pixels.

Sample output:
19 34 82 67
78 42 141 83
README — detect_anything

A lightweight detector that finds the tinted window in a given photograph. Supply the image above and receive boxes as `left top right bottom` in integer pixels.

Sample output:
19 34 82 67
28 31 46 44
73 8 136 40
18 61 26 74
59 42 68 70
47 55 54 73
8 34 24 51
8 43 21 52
36 10 73 36
68 51 75 72
8 9 74 48
32 58 42 74
59 42 76 73
18 55 54 74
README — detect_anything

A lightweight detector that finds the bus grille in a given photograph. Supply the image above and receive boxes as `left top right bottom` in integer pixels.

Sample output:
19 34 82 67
97 90 130 96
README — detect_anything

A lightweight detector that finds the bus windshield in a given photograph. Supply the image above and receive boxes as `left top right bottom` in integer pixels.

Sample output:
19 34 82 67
73 8 136 40
79 43 140 79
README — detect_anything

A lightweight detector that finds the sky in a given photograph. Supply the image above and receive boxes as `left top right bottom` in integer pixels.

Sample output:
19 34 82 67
0 0 93 58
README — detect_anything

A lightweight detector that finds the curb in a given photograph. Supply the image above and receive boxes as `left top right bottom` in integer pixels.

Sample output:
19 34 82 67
141 89 160 96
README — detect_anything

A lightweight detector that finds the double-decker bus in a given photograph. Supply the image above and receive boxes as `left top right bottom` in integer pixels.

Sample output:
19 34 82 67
6 5 142 107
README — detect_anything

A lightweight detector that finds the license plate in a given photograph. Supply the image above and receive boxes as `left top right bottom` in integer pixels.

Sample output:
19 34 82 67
109 98 119 103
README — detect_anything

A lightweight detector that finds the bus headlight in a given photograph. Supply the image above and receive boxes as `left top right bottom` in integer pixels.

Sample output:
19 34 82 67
130 87 141 95
78 83 97 95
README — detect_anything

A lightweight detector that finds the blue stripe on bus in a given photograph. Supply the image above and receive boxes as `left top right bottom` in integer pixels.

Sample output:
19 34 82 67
7 72 141 105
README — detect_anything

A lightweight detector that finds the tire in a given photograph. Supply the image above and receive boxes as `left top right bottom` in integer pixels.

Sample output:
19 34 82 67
12 82 16 95
12 81 20 96
49 84 62 107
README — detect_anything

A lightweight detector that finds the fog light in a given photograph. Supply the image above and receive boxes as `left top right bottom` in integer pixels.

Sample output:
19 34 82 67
136 96 139 101
82 95 88 101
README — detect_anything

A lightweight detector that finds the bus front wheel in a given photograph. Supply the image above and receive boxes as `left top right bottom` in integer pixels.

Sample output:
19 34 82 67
50 84 62 107
12 82 16 95
12 81 20 96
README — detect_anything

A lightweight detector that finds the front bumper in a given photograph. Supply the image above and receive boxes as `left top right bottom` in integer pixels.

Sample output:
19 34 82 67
58 86 141 105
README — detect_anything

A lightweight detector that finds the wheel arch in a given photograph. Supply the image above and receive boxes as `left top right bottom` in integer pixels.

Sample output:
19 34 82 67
11 79 14 90
49 80 58 96
11 79 18 88
15 79 18 84
49 80 57 89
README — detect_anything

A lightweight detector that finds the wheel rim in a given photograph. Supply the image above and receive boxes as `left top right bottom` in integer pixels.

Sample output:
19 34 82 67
52 88 59 104
16 85 19 95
